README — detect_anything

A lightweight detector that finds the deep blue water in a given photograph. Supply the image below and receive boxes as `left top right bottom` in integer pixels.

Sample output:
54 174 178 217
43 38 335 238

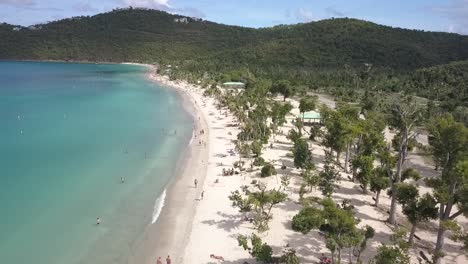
0 61 192 264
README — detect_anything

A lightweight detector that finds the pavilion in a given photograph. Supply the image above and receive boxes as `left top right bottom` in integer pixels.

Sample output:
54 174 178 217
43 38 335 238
222 82 245 89
299 110 322 124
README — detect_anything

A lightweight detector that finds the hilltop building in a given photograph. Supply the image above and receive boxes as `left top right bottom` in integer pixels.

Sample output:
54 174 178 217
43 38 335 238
174 17 188 23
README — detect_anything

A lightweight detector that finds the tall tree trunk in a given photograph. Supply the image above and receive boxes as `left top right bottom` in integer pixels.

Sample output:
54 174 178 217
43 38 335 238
344 143 351 173
409 223 417 245
357 246 362 263
363 185 368 194
349 248 353 264
388 135 408 225
388 184 398 224
336 151 341 166
433 223 446 264
356 134 362 155
375 190 381 207
434 188 455 264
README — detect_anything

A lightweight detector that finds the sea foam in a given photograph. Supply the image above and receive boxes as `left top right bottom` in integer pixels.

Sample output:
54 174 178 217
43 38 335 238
151 189 167 224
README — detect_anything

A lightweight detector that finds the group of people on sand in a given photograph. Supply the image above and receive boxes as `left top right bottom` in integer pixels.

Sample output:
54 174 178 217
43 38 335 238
222 168 238 176
194 179 205 200
155 255 171 264
194 127 206 147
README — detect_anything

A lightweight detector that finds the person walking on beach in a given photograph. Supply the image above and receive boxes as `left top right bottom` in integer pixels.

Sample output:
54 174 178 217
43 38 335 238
166 255 171 264
201 190 205 200
194 178 198 188
156 257 162 264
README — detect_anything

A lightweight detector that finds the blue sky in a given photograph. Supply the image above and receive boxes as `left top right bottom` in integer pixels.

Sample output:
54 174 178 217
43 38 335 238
1 0 467 34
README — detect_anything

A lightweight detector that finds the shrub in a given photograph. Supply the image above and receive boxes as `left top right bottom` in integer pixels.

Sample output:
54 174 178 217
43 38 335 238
309 125 322 141
250 234 273 263
292 207 324 234
253 157 266 166
280 249 300 264
287 129 301 143
261 163 277 177
374 245 410 264
238 234 273 263
293 138 313 169
251 140 263 157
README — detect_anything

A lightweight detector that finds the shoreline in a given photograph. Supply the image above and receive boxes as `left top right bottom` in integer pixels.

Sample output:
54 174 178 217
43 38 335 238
0 59 150 65
129 64 211 264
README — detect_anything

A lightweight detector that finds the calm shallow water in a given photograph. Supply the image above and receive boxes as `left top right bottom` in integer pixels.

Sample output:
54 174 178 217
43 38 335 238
0 61 192 264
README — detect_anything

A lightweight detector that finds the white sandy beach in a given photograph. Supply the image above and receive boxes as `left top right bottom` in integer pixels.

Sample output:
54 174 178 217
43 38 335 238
141 66 467 264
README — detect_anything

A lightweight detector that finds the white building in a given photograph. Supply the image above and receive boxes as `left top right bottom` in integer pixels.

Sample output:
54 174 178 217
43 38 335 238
174 17 188 23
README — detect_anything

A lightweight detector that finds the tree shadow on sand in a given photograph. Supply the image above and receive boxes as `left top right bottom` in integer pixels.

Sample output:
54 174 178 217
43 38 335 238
283 230 326 263
201 211 246 233
276 199 302 213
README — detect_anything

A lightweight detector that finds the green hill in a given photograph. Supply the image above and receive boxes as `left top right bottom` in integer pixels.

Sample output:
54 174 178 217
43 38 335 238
1 7 467 108
0 8 259 62
1 8 467 69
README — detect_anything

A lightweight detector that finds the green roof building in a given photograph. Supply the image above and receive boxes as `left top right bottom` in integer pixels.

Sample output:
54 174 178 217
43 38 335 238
299 111 322 124
223 82 245 88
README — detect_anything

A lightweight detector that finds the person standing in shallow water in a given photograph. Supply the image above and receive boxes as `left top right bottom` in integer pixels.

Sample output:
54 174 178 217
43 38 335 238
166 255 171 264
156 256 162 264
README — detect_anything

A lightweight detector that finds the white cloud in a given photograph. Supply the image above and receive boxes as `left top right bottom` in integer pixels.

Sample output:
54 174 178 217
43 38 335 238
176 7 205 18
0 0 35 6
121 0 171 9
73 2 98 12
432 0 468 34
448 24 455 33
295 8 314 23
119 0 205 18
325 6 344 17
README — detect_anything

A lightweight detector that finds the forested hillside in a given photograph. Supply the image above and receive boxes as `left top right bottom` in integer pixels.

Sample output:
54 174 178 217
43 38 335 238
0 9 258 62
1 8 467 67
405 60 468 106
1 8 467 108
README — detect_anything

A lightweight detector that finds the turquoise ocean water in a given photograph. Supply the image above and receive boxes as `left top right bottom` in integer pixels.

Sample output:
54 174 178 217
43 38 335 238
0 61 192 264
